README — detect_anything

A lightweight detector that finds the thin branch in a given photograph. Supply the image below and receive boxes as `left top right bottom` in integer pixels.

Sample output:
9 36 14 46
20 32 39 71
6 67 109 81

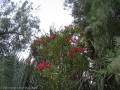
0 31 22 36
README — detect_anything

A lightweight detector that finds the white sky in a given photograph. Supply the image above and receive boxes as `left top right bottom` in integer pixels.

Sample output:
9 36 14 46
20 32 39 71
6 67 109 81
32 0 73 33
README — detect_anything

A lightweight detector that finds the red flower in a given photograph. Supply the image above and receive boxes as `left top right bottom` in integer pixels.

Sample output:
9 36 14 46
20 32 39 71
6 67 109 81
35 60 51 71
67 47 86 58
49 34 56 40
32 38 44 48
73 47 85 53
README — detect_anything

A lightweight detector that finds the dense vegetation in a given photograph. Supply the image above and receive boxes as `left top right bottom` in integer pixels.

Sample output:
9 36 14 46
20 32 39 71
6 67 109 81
0 0 40 55
0 0 40 90
0 0 120 90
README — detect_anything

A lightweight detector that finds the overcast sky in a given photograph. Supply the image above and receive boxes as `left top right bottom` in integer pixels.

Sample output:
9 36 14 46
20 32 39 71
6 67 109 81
32 0 73 33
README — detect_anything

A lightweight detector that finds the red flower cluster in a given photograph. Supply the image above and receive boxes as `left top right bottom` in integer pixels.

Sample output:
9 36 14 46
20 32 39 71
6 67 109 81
49 34 56 40
67 47 86 58
32 38 45 48
35 60 51 71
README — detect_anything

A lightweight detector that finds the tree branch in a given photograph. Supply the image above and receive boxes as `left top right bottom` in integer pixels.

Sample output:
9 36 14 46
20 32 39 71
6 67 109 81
0 31 21 36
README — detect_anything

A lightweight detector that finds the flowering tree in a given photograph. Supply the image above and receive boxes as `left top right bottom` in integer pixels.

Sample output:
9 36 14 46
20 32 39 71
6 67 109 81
31 25 92 89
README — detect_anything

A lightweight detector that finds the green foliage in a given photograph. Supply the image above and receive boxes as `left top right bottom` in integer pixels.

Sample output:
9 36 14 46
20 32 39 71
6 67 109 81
0 56 15 88
65 0 120 89
0 54 37 90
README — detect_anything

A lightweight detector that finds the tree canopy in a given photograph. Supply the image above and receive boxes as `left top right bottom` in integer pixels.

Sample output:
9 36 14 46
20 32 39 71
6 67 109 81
0 0 40 55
